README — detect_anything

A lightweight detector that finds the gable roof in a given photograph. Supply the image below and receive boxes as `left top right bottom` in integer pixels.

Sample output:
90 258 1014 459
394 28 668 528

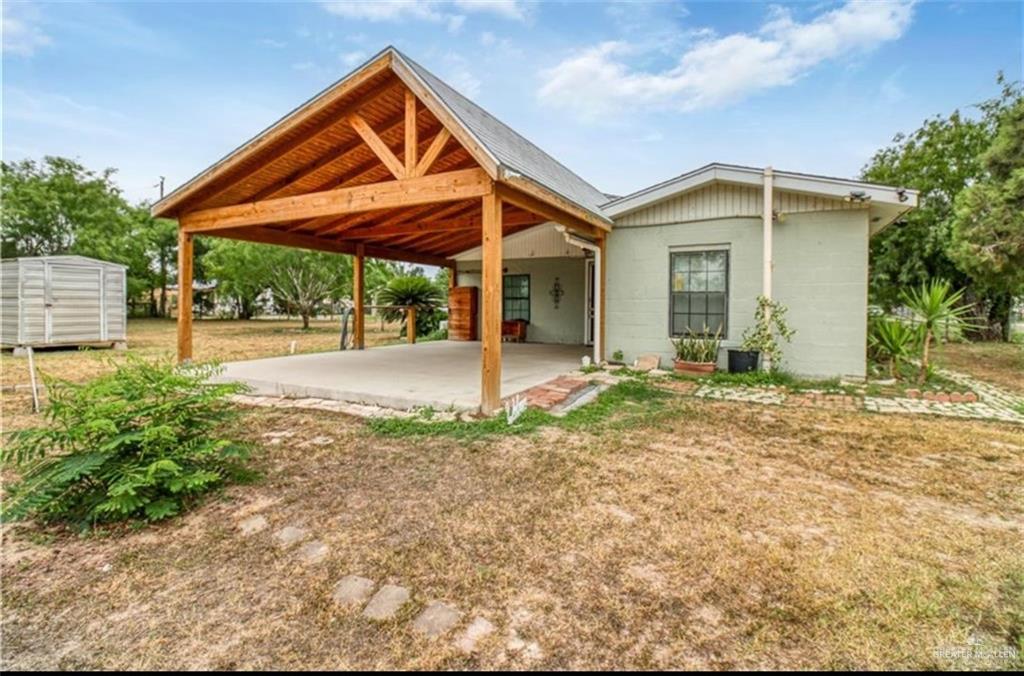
394 50 610 223
602 162 918 234
152 46 611 228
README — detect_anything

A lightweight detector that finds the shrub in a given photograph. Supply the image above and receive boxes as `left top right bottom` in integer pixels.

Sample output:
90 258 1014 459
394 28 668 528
869 316 922 379
1 357 250 528
740 296 796 371
672 326 722 363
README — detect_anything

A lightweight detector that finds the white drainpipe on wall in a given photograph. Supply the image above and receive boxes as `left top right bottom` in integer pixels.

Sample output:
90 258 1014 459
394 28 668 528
556 226 601 365
762 166 774 372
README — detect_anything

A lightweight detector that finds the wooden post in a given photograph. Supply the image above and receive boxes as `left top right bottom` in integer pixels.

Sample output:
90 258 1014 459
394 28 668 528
354 244 365 349
407 307 417 344
480 189 502 414
448 262 457 290
176 228 193 363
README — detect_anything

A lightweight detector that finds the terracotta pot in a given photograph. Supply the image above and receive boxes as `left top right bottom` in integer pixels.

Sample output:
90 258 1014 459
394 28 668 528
674 359 716 375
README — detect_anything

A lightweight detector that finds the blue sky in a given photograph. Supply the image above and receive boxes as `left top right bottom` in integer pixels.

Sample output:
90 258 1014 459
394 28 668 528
3 1 1021 205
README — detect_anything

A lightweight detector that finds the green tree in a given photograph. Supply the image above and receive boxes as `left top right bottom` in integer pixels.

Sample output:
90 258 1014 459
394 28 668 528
203 240 273 319
862 76 1022 338
267 248 351 329
950 87 1024 340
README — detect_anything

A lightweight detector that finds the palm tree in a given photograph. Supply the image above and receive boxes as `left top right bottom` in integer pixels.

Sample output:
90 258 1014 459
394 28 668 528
901 279 975 383
377 275 444 338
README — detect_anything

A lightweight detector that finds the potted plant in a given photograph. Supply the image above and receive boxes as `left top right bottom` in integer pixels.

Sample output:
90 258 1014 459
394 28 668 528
730 296 795 373
672 326 722 375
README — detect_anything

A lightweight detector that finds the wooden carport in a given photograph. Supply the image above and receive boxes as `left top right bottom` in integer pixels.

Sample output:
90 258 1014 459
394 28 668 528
153 47 611 413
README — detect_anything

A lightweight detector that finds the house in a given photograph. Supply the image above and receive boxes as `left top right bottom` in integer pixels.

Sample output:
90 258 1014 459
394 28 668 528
153 46 917 413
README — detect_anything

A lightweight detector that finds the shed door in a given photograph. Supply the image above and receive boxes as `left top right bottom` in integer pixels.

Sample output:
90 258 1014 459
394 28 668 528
46 262 104 343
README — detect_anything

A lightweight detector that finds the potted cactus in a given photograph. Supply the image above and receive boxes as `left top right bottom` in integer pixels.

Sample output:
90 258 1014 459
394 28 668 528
672 326 722 375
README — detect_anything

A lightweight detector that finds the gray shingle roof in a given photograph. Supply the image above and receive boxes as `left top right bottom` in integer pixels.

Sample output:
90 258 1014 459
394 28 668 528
394 49 611 224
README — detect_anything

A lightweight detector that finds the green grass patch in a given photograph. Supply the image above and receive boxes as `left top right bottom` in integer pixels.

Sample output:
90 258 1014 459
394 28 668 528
367 378 674 440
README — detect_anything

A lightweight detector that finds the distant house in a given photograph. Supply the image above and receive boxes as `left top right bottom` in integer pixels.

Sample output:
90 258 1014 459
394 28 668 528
153 46 917 412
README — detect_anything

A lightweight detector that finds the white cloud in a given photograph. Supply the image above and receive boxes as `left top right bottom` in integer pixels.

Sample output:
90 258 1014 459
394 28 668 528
339 50 368 67
538 1 916 120
319 0 526 25
259 38 287 49
2 2 52 56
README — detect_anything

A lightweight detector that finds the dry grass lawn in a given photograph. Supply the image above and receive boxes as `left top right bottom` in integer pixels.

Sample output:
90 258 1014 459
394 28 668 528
936 340 1024 396
1 317 402 392
1 321 1022 670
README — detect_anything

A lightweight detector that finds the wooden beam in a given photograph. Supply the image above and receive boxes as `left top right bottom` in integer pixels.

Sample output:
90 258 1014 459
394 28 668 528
412 129 451 178
180 168 491 233
353 244 365 349
494 183 604 239
154 53 394 217
343 209 541 239
404 89 417 176
348 113 406 179
391 56 499 178
209 224 453 268
499 174 612 233
480 189 502 414
176 229 193 363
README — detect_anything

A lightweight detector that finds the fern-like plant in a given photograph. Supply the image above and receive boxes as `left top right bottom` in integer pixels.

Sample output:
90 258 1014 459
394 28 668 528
1 357 250 528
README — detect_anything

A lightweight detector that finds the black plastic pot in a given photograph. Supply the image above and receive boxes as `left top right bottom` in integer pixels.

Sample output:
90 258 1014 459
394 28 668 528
728 349 760 373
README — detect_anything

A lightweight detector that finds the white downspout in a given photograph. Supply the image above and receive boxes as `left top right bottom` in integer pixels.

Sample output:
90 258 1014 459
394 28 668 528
556 226 601 365
762 166 774 372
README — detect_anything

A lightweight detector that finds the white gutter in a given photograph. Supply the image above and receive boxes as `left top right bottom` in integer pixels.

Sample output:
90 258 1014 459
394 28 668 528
762 166 774 372
555 226 602 365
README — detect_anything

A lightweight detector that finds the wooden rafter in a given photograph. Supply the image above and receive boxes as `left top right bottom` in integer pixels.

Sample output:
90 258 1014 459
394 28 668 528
347 113 406 179
412 129 451 178
344 209 541 239
211 225 452 268
404 89 417 176
180 168 492 233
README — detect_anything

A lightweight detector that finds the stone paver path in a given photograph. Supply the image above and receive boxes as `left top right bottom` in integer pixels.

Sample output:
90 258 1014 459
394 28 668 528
297 540 329 564
412 601 462 638
455 617 496 654
332 576 376 608
362 585 411 621
274 526 308 547
237 514 268 536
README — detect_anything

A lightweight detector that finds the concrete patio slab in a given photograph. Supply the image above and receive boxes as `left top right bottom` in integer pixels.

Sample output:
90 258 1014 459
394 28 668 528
215 341 589 411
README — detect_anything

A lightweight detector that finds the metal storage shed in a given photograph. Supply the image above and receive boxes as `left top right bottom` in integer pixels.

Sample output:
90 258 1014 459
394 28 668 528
1 255 128 352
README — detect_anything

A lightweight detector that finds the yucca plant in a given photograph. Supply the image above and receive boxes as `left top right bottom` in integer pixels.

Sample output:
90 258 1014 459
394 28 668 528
901 279 976 384
1 357 250 529
869 316 921 379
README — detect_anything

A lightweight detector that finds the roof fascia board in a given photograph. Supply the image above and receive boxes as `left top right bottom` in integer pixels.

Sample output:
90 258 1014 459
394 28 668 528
604 163 919 219
152 49 395 218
